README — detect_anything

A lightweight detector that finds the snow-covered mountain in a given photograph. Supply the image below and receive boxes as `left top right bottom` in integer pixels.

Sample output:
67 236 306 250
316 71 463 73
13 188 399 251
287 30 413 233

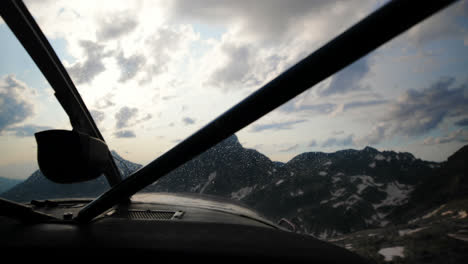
1 134 466 242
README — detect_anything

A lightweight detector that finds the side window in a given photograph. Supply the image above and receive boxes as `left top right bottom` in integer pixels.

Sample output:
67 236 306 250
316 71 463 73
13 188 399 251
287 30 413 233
0 20 72 200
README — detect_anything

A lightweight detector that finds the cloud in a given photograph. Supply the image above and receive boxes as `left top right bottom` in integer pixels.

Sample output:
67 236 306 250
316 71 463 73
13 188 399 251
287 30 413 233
115 106 138 129
358 123 390 146
90 109 105 124
279 144 299 152
116 51 146 82
137 114 153 123
114 130 136 138
321 134 354 148
384 77 468 136
141 26 196 83
343 99 388 111
170 0 372 43
319 57 371 96
96 11 138 41
455 118 468 127
5 124 52 137
424 129 468 145
279 101 336 115
250 119 306 132
406 0 467 45
308 140 318 147
0 75 34 133
207 43 260 90
357 77 468 146
330 99 388 117
182 117 195 125
95 93 116 109
66 40 108 84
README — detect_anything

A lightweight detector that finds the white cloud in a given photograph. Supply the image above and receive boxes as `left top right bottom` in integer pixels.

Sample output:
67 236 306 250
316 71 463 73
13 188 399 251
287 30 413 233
0 75 35 132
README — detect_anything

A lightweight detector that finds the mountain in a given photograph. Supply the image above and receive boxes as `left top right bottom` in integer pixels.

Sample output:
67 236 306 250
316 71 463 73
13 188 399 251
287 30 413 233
2 134 466 263
242 146 439 238
0 177 22 194
143 134 279 200
1 135 465 239
0 151 142 202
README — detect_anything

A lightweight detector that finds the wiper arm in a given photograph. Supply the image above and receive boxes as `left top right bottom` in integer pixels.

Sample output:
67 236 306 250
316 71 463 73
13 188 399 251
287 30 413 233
76 0 457 223
0 198 57 223
0 0 122 186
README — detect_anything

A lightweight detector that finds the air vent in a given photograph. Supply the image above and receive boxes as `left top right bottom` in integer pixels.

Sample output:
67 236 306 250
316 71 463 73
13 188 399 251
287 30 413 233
114 209 184 220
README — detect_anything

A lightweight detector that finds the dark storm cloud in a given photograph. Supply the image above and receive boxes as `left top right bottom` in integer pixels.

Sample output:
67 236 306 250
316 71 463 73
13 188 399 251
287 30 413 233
424 129 468 145
116 52 146 82
321 134 354 148
208 43 260 90
115 106 138 129
66 40 108 84
359 77 468 146
6 124 52 137
170 0 339 41
97 12 138 41
455 118 468 127
250 119 306 133
385 77 468 136
182 117 195 125
0 75 34 133
343 99 388 111
114 130 136 138
319 57 371 96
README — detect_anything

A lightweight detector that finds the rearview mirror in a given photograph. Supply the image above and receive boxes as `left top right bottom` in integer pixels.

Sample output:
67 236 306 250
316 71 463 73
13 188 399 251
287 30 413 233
35 130 109 183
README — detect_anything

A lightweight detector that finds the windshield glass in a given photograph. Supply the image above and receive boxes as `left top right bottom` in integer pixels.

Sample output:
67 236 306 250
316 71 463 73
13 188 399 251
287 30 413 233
0 17 72 198
2 1 468 263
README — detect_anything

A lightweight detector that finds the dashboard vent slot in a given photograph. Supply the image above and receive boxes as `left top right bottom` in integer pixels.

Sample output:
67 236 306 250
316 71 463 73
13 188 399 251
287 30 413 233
115 210 184 220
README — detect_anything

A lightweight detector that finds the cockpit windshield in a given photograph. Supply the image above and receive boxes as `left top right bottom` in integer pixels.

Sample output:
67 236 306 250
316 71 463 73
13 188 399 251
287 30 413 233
1 1 467 263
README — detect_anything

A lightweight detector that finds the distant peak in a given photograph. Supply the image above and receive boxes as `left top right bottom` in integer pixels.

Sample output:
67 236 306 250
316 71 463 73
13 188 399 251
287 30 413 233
110 150 123 160
363 146 378 152
219 134 240 147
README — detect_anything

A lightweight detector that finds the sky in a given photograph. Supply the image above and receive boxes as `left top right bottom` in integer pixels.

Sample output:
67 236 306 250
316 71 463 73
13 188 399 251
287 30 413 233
1 0 468 180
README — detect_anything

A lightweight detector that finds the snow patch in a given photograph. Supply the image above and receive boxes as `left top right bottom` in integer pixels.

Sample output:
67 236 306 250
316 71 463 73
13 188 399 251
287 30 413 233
447 233 468 242
332 177 341 184
319 171 327 176
373 182 413 209
457 210 467 219
275 179 284 186
290 189 304 197
320 200 329 205
378 246 404 261
199 171 217 194
323 161 332 166
231 185 256 200
422 204 446 219
398 227 428 236
369 162 376 168
330 188 346 199
374 154 385 160
386 156 392 162
290 172 294 177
